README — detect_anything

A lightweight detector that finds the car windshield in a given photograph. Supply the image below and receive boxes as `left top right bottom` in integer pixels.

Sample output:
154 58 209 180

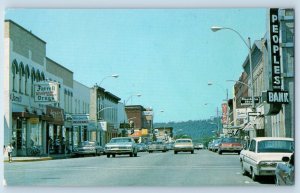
222 138 241 143
257 140 294 153
176 139 192 143
80 141 95 146
110 138 132 143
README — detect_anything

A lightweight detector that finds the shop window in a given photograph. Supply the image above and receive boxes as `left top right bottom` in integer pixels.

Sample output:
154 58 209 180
31 68 36 97
12 60 18 92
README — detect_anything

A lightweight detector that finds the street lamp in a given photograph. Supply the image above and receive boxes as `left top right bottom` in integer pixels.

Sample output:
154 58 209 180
160 110 168 141
125 93 142 105
98 74 119 86
96 106 114 146
207 82 228 101
207 82 229 134
122 94 142 136
211 26 255 112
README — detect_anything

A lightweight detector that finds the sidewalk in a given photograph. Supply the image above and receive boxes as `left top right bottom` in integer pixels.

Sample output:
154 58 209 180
3 154 72 162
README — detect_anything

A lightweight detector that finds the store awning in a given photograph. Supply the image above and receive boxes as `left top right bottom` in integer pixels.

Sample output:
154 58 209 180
12 112 39 119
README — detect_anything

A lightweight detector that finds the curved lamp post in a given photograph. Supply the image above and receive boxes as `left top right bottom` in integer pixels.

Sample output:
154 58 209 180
99 74 119 86
211 26 255 111
96 106 114 145
122 94 142 136
125 94 142 105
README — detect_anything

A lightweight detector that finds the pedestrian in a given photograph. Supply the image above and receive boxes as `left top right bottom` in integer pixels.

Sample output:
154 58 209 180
6 143 14 163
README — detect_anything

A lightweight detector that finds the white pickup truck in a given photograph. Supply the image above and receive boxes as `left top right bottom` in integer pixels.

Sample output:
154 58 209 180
239 137 294 181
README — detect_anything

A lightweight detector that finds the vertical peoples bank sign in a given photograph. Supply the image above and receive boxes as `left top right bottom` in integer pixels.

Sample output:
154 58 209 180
35 81 60 103
267 8 289 104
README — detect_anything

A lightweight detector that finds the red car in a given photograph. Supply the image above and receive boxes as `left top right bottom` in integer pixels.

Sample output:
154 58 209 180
217 137 243 155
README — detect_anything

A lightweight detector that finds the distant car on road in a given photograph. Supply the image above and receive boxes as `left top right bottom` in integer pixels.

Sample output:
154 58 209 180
136 143 147 152
72 141 104 157
240 137 294 181
275 152 294 185
211 138 222 152
166 142 174 150
217 137 243 155
174 138 194 154
194 143 204 150
148 141 167 153
104 137 138 158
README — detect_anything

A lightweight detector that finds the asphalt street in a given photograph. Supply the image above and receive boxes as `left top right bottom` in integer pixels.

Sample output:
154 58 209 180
4 149 275 186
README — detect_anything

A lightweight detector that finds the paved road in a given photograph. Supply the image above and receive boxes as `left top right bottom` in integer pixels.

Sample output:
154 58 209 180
4 150 275 186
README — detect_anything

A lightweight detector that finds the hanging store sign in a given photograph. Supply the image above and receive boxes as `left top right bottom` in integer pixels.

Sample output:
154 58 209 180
29 118 39 124
269 8 282 90
34 82 59 103
267 91 289 104
72 114 89 126
240 97 260 106
221 103 228 124
46 106 64 124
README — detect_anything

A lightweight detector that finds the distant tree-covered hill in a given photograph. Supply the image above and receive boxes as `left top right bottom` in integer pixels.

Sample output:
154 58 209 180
154 118 222 146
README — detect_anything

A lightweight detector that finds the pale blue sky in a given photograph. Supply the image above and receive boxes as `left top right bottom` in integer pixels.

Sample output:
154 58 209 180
5 8 267 122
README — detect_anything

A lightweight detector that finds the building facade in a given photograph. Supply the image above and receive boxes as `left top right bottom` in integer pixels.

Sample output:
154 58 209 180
90 85 120 146
232 9 294 140
4 20 73 156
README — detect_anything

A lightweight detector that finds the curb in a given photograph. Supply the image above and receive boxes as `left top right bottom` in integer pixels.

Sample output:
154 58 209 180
4 157 53 162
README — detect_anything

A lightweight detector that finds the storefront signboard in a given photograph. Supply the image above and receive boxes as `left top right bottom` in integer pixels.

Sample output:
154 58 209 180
34 82 59 103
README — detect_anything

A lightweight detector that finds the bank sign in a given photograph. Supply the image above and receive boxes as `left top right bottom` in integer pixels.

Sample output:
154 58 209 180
270 8 282 90
267 8 289 104
34 82 59 103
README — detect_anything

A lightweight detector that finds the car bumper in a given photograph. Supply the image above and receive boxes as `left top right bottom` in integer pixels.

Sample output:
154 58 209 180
105 149 133 154
219 147 242 152
174 147 194 151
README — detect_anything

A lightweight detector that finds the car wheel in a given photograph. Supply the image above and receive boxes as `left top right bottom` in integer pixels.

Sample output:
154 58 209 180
218 150 222 155
191 150 194 154
130 153 133 157
251 169 258 181
107 154 110 158
134 153 137 157
240 161 247 176
112 154 116 158
174 151 177 154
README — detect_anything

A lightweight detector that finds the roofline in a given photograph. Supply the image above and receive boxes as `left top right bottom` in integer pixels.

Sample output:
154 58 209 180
5 19 47 44
46 57 73 74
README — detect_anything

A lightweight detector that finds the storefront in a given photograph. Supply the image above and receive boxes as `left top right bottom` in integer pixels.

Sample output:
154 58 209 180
46 106 65 154
12 112 43 156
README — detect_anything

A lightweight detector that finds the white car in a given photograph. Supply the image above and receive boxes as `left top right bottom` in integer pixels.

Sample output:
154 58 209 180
104 137 138 158
174 138 194 154
240 137 294 181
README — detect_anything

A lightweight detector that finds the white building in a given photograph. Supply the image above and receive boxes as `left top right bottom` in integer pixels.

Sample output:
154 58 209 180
4 20 74 156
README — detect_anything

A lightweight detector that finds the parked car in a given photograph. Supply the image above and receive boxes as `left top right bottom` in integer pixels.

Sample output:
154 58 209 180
72 141 104 157
240 137 294 181
174 138 194 154
148 141 167 153
104 137 138 158
136 143 147 152
217 137 243 155
211 138 222 152
166 142 174 150
275 152 294 185
194 143 204 150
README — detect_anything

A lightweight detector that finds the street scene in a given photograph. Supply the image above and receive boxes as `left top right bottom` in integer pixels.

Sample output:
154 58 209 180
2 7 295 189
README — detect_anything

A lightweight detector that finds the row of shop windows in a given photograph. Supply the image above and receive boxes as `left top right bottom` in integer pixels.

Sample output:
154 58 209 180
11 117 118 156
